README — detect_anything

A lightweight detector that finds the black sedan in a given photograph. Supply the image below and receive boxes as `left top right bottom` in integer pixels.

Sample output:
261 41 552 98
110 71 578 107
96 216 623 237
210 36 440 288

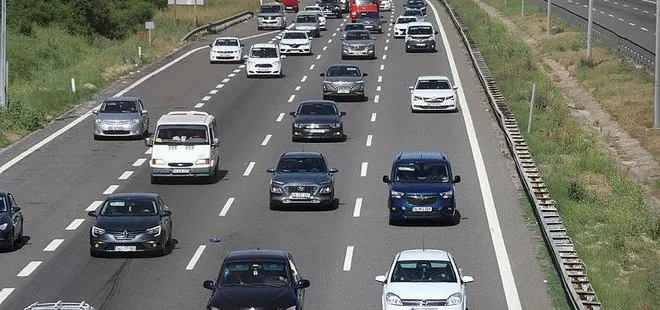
355 10 384 33
267 151 338 210
203 249 310 310
321 64 368 101
318 0 343 18
0 190 23 251
88 192 172 257
291 100 347 142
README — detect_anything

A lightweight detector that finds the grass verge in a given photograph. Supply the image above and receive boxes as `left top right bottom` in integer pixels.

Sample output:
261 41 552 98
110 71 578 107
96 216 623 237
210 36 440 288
0 0 260 148
444 0 660 308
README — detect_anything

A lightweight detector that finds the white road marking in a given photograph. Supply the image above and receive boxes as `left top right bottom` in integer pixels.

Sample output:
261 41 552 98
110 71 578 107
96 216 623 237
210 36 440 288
222 78 230 83
634 7 639 10
583 4 587 7
301 75 308 82
86 200 103 212
133 158 146 166
380 64 384 70
387 33 391 37
327 39 332 43
623 4 629 7
386 39 390 43
202 96 211 101
288 95 296 102
239 64 246 68
428 1 522 308
360 162 368 177
316 54 322 60
642 27 649 31
228 73 236 77
619 18 625 21
209 89 218 94
194 103 205 108
243 162 256 176
342 246 354 271
103 185 119 195
609 14 614 17
233 69 241 73
216 83 225 88
309 64 315 70
374 95 380 103
629 22 635 26
0 288 14 305
261 134 272 146
382 55 387 60
366 135 373 147
376 86 381 91
336 27 341 31
378 75 383 83
145 147 152 154
65 219 85 231
644 10 650 14
600 10 604 14
332 32 337 37
384 46 389 51
323 46 328 51
118 171 133 180
185 245 207 270
276 112 285 122
353 198 363 217
17 261 42 277
43 239 65 252
370 113 377 122
219 197 235 216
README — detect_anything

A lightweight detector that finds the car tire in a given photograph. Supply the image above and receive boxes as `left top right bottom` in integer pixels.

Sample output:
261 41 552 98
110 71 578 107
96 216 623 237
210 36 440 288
269 203 279 211
294 7 299 13
17 221 23 243
405 47 410 53
150 175 160 184
207 163 218 184
257 26 263 31
90 249 102 258
361 95 367 102
341 54 346 60
93 134 101 141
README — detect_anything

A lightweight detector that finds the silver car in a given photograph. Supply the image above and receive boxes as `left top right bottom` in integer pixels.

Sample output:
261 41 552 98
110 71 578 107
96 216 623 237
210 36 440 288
321 64 368 102
341 30 376 59
257 2 287 30
93 97 149 140
294 13 321 37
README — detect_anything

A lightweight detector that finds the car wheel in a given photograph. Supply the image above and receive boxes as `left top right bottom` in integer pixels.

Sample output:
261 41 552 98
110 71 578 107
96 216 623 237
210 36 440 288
150 175 160 184
361 95 367 102
372 54 377 60
93 134 101 141
257 26 263 31
322 95 330 101
405 47 410 53
17 221 23 242
269 203 279 211
207 163 218 184
156 244 167 257
90 249 102 258
452 210 461 225
341 54 346 60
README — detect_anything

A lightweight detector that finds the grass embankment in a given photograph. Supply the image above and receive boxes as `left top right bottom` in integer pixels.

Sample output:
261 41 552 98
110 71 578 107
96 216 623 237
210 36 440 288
0 0 259 147
445 0 660 308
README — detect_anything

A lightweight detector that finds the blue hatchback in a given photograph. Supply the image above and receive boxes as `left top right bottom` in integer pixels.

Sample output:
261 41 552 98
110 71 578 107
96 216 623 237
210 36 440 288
383 152 461 225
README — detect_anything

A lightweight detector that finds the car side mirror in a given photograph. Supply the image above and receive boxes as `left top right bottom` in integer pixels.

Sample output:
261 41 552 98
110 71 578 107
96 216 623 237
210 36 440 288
92 110 98 115
329 168 339 173
289 111 296 116
11 207 21 212
435 30 439 34
212 138 220 147
320 73 326 77
203 280 215 290
339 37 344 40
402 3 406 6
340 111 347 117
362 73 368 76
208 43 213 47
296 279 311 289
375 275 387 283
267 168 276 173
453 175 461 183
243 55 249 60
280 55 287 59
162 210 172 216
382 175 391 183
140 110 148 115
241 43 245 47
408 85 414 90
87 211 97 217
461 275 474 283
145 137 153 147
452 85 458 90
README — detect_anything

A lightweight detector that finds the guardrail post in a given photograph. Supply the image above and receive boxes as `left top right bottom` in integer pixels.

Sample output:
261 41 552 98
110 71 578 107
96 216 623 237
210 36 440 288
655 0 660 128
521 0 524 16
546 0 551 36
527 84 536 133
586 0 594 60
71 78 76 93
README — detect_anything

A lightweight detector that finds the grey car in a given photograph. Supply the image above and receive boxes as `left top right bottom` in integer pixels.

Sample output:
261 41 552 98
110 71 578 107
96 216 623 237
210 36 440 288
93 97 149 140
267 152 338 210
341 30 376 59
290 100 347 142
321 64 368 101
294 13 321 37
355 11 383 33
257 2 286 30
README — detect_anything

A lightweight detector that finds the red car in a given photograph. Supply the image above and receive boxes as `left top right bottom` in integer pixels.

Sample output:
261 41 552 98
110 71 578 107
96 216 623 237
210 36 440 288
349 0 379 22
278 0 300 12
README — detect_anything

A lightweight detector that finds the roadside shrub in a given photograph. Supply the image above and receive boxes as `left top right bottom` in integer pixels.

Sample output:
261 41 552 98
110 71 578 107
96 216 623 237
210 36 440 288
0 100 44 132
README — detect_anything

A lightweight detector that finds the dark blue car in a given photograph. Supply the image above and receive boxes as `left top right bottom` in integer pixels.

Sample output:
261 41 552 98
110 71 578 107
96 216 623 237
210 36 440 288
383 152 461 225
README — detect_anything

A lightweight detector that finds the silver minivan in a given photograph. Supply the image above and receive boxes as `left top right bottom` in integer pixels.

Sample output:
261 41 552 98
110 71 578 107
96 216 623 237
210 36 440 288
258 2 287 30
294 12 321 37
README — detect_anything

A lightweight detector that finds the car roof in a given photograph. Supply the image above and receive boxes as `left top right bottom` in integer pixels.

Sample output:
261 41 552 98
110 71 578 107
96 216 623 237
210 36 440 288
104 96 139 102
214 36 239 40
105 192 159 200
281 151 324 159
417 75 450 81
407 21 433 27
305 5 321 9
328 63 360 68
225 249 290 262
397 249 451 261
396 151 449 162
261 2 283 6
157 111 214 126
283 30 308 35
252 43 277 49
299 100 336 106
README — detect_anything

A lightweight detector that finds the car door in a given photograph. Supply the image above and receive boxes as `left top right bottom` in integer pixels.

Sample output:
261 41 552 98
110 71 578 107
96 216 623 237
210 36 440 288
7 193 22 239
288 255 305 307
210 119 220 164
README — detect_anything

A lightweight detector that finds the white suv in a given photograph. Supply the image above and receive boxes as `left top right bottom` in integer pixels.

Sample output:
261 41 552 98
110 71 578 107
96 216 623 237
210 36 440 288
279 30 313 55
405 21 438 52
208 37 244 63
246 43 286 78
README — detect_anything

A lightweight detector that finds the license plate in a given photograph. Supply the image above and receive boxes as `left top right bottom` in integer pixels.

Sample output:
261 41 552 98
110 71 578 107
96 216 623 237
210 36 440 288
290 192 311 198
115 246 136 252
412 308 437 310
338 89 349 93
310 129 325 133
172 168 190 174
110 127 124 131
417 43 426 46
412 207 433 212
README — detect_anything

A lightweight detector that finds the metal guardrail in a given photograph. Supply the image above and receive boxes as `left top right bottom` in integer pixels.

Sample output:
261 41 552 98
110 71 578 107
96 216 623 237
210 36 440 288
436 0 604 309
181 11 256 41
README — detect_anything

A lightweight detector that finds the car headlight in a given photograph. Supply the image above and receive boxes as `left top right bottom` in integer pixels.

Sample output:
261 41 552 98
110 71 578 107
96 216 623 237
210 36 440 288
329 123 341 128
273 61 281 67
91 226 105 237
446 95 455 100
151 158 166 165
293 123 305 128
440 190 454 198
385 292 403 306
131 118 140 124
195 158 211 165
146 225 162 237
320 186 333 194
95 119 103 124
390 190 404 199
413 95 424 101
271 186 283 194
446 292 463 306
0 223 8 230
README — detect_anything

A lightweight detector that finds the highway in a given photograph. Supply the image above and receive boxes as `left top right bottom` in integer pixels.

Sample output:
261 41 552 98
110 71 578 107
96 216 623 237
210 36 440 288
0 0 553 309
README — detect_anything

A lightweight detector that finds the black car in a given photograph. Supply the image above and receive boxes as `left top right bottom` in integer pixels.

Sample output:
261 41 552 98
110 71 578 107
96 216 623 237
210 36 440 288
0 190 23 251
203 249 311 310
317 0 342 18
291 100 347 142
355 10 383 33
88 193 172 257
404 0 427 15
321 64 368 101
267 152 338 210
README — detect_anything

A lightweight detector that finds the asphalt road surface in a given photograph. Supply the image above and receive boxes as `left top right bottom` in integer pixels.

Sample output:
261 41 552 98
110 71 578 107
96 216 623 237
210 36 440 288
0 1 555 309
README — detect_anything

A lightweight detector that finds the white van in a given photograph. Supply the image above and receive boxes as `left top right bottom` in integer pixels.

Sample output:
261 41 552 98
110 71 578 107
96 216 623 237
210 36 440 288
405 21 438 53
144 111 220 184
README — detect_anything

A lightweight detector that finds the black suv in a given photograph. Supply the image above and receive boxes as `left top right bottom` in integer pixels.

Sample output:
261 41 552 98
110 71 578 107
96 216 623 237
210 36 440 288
318 0 343 18
404 0 427 15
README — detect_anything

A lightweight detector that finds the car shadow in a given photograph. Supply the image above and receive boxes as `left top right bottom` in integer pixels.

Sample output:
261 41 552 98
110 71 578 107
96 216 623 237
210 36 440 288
411 109 459 114
294 135 347 143
331 95 368 103
390 210 464 227
156 170 229 185
0 235 31 253
272 198 340 212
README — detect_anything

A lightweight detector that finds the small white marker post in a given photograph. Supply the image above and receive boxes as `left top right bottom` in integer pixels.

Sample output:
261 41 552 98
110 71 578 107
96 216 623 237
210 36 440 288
527 84 536 133
138 46 142 58
70 78 76 93
145 21 155 46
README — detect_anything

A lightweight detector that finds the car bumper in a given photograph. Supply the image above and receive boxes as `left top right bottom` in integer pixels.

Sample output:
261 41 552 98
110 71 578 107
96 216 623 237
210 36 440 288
284 5 298 11
384 304 463 310
406 41 436 50
322 9 341 16
94 123 143 136
90 234 165 253
247 65 282 76
379 4 392 11
150 165 213 177
323 89 364 97
411 100 457 111
258 19 284 28
270 194 333 207
280 46 311 54
0 232 13 248
210 54 241 62
292 127 343 139
388 199 457 221
342 49 375 57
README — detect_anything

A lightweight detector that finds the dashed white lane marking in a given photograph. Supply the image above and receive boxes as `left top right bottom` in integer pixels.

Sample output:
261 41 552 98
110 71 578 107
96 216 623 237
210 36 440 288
374 95 380 103
17 261 42 277
623 4 629 7
336 27 341 31
103 185 119 195
309 64 315 70
382 55 387 60
343 246 354 271
629 22 635 26
644 10 649 14
276 112 285 122
600 10 604 14
387 33 391 36
386 39 390 43
261 134 272 146
145 148 153 154
370 113 377 122
43 239 65 252
633 7 639 10
376 86 381 91
295 85 301 90
65 219 85 231
316 54 322 60
378 75 383 83
642 27 649 31
209 89 218 94
323 46 328 51
360 162 368 177
228 73 236 77
353 198 363 217
86 200 103 212
619 18 624 21
133 158 146 167
222 78 230 83
185 245 207 270
301 75 308 82
609 14 614 17
583 4 587 7
384 46 389 51
118 171 133 180
194 103 205 108
216 83 225 88
327 39 332 43
0 288 15 305
380 64 385 70
219 197 235 217
233 69 241 73
239 64 246 68
288 95 296 102
366 135 373 147
202 96 212 101
332 32 337 37
243 162 256 176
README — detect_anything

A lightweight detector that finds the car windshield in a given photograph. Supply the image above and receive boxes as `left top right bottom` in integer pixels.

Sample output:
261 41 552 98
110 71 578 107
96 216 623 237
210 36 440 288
397 17 417 24
221 261 291 287
404 9 422 16
344 24 365 31
250 47 278 58
320 0 339 3
277 157 328 173
416 79 451 90
355 0 378 4
408 25 433 35
154 125 209 145
359 11 379 19
304 6 321 11
214 38 239 46
296 15 317 23
345 31 371 40
283 32 308 39
394 163 450 183
99 199 157 216
391 260 457 283
100 101 137 113
0 196 6 212
260 5 282 13
326 66 361 77
407 0 425 6
298 103 337 115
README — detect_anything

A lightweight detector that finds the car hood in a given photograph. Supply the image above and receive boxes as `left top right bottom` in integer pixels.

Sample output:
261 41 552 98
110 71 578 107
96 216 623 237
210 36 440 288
209 286 296 308
411 89 455 97
211 46 240 52
395 23 409 29
324 76 363 83
96 112 140 121
94 216 159 231
248 57 280 64
258 13 284 17
295 22 319 28
280 38 310 45
407 34 433 39
272 172 332 185
293 115 341 124
343 39 374 45
386 282 461 300
391 182 453 194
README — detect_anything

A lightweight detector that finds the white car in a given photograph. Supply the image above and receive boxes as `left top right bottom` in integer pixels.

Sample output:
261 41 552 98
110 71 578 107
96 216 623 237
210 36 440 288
409 76 459 112
379 0 393 11
246 43 286 78
278 30 313 55
208 37 244 63
375 249 474 310
304 6 327 30
393 16 418 38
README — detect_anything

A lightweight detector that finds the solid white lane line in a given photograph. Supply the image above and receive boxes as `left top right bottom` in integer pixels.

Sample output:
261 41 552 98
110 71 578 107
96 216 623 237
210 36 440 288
209 89 218 94
380 64 384 70
86 200 103 212
382 55 387 60
316 54 322 60
642 27 649 31
342 246 354 271
327 39 332 43
309 64 315 70
378 75 383 83
428 1 522 308
370 113 377 122
233 69 241 73
228 73 236 77
202 96 212 101
185 245 207 270
133 158 146 167
261 134 272 146
17 261 42 277
65 219 85 231
219 197 235 216
374 95 380 103
301 75 308 82
243 162 256 176
353 198 363 217
295 86 302 91
323 46 328 51
366 135 373 147
118 171 133 180
222 78 230 83
216 83 225 88
276 112 285 122
194 103 205 108
0 288 14 305
376 86 381 91
103 185 119 195
43 239 65 252
384 46 389 51
360 162 368 177
288 95 296 102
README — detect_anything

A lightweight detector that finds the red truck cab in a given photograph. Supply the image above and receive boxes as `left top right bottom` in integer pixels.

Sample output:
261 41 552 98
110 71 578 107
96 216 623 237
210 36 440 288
277 0 300 12
349 0 380 22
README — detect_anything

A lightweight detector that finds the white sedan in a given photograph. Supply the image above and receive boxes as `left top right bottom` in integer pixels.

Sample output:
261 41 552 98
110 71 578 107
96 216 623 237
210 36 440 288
304 6 327 30
409 75 459 112
279 30 313 55
380 0 393 11
375 249 474 310
246 43 286 78
208 37 244 63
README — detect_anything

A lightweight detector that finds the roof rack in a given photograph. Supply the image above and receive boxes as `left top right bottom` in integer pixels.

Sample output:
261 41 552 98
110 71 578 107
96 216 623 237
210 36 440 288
24 301 95 310
165 111 209 116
